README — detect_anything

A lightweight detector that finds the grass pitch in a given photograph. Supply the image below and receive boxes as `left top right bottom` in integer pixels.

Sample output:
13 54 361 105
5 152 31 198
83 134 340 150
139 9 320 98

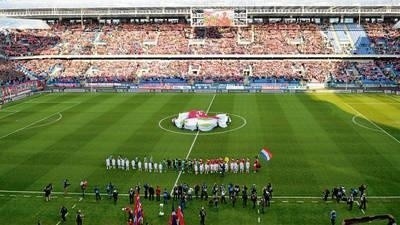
0 93 399 225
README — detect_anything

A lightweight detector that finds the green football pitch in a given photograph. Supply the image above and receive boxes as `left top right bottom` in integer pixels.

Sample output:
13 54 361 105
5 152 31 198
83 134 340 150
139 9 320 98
0 93 399 225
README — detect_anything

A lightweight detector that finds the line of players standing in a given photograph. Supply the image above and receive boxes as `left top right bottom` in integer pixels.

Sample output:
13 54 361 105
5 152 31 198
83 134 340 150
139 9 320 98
106 156 258 174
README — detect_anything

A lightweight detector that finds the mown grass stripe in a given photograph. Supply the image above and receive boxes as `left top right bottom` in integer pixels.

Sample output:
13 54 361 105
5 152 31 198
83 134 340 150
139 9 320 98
344 102 400 144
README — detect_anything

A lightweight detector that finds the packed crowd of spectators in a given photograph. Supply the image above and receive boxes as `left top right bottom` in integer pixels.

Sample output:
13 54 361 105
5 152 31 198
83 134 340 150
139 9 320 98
1 59 397 86
364 22 400 54
1 21 398 57
0 61 30 86
328 60 400 85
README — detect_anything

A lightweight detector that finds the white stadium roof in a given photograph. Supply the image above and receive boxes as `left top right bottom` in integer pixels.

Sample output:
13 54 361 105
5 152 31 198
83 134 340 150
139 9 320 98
0 0 399 9
0 17 50 29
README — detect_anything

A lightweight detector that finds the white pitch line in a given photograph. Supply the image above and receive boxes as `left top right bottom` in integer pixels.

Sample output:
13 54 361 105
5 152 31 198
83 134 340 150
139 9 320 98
0 102 79 140
55 221 61 225
355 201 366 214
347 102 400 105
0 110 19 120
345 103 400 145
352 115 381 132
387 95 400 103
296 201 304 203
0 189 400 199
26 113 63 130
24 101 82 104
282 200 288 203
170 94 216 195
23 195 31 198
72 204 76 209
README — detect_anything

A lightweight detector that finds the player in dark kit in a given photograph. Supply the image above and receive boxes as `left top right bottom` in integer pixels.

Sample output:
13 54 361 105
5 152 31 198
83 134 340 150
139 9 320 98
113 189 119 205
44 183 53 201
359 194 367 210
76 210 84 225
63 179 70 195
330 210 337 225
347 194 354 210
323 189 330 201
60 206 68 222
199 207 206 225
94 186 101 201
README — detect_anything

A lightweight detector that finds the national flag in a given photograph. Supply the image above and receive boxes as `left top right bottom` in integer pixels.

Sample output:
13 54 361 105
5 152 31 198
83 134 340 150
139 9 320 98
260 148 273 161
169 211 177 225
177 206 185 225
134 193 144 225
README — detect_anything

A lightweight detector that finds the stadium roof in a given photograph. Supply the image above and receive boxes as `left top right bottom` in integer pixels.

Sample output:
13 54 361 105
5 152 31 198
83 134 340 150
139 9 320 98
0 0 399 9
0 17 50 29
394 21 400 29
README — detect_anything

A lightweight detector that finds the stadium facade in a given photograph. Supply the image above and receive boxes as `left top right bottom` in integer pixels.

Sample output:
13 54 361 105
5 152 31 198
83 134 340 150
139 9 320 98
0 0 400 20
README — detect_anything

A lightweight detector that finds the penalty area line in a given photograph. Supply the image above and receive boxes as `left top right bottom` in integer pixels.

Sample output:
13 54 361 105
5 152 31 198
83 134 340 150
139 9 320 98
0 110 19 120
170 94 216 195
0 102 79 140
344 103 400 145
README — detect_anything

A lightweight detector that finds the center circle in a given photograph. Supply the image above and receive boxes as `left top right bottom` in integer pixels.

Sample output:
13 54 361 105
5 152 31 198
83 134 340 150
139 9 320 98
158 112 247 136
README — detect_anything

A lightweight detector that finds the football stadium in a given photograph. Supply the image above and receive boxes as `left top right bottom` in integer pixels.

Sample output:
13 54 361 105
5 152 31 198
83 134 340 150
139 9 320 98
0 0 399 225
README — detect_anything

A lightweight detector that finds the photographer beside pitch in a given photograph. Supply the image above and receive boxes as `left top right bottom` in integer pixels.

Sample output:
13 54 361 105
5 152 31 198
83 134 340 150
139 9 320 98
76 210 84 225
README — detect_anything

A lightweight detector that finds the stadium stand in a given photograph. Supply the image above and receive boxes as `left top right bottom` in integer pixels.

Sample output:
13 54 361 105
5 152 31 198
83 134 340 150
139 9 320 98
1 21 399 57
0 0 399 93
2 59 397 88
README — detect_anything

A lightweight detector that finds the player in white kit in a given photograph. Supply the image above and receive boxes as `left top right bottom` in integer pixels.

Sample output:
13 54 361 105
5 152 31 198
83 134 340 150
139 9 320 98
199 163 204 174
154 162 158 173
245 159 250 173
106 157 111 170
125 158 130 171
239 160 244 173
158 162 163 173
111 157 116 169
138 160 142 171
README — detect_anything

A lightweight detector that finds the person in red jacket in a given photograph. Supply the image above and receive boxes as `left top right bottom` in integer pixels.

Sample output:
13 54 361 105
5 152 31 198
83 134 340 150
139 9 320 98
127 218 134 225
156 186 161 201
253 157 260 173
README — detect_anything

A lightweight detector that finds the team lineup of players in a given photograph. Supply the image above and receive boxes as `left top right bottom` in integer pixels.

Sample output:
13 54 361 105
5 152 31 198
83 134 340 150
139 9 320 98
105 156 262 174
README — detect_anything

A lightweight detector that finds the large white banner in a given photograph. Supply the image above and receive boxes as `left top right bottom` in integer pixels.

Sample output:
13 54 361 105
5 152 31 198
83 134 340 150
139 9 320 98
173 110 231 132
